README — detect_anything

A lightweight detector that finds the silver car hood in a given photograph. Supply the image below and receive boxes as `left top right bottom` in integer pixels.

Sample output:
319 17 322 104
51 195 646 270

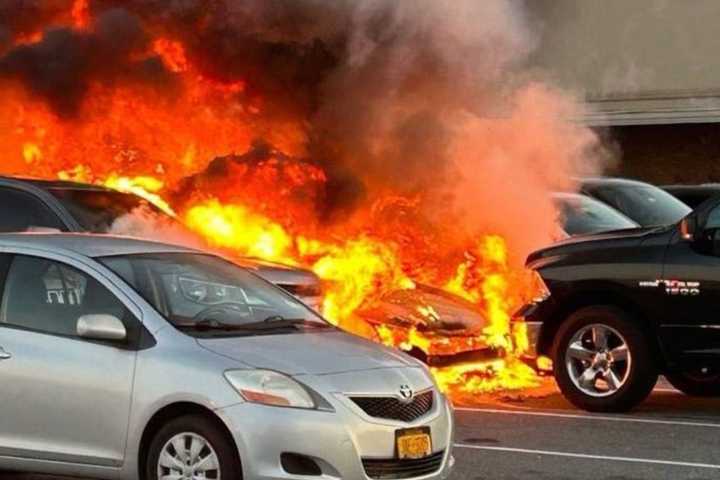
197 331 415 375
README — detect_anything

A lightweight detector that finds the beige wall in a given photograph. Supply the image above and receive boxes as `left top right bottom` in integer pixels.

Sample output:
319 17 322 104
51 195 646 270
528 0 720 125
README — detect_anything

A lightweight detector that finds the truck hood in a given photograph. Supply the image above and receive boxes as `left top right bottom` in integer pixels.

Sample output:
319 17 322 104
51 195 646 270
197 330 416 375
526 226 667 269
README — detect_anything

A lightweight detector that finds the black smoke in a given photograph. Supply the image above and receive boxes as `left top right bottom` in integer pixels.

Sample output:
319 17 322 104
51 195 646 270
0 7 175 116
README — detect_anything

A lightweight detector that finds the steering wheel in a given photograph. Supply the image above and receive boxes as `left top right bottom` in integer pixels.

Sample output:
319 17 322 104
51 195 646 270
192 303 252 322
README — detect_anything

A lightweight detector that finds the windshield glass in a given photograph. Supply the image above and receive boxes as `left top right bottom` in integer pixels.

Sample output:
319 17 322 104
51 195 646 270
48 188 175 233
589 183 691 227
99 253 326 334
556 195 639 236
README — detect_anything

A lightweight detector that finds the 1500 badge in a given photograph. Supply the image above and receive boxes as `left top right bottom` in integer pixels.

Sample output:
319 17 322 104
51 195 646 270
639 279 701 296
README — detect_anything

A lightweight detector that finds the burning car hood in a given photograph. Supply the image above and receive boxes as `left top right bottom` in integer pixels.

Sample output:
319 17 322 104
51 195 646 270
197 330 416 375
362 284 487 333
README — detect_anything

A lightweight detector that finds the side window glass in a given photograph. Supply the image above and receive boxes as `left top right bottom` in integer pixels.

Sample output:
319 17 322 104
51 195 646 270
0 256 127 338
0 189 64 232
706 205 720 230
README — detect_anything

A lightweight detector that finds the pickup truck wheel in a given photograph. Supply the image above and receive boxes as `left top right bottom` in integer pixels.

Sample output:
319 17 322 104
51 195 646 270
553 306 657 412
666 369 720 397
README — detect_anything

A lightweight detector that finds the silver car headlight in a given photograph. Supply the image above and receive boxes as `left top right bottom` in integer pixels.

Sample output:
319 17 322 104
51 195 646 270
224 369 332 411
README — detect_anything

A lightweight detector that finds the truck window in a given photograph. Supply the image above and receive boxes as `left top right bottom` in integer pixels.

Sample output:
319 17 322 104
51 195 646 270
0 188 65 233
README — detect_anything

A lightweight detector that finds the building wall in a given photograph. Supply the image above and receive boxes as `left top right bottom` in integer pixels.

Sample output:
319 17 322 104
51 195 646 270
526 1 720 183
529 0 720 125
607 123 720 184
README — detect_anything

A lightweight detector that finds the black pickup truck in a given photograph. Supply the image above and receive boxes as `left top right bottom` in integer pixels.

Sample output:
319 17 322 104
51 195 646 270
517 196 720 411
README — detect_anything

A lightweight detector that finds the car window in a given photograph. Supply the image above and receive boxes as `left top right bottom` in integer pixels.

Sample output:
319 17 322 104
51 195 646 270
100 253 323 330
705 204 720 230
47 188 175 233
556 195 638 235
0 188 65 233
590 184 691 227
0 255 128 338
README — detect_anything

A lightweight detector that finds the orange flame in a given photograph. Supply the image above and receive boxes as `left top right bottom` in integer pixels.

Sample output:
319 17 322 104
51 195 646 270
0 3 543 400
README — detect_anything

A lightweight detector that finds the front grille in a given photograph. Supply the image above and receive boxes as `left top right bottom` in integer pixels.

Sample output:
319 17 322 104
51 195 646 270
362 450 445 479
350 390 434 422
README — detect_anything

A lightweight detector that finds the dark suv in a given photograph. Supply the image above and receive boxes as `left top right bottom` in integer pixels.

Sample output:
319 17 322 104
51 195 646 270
517 197 720 412
0 176 322 308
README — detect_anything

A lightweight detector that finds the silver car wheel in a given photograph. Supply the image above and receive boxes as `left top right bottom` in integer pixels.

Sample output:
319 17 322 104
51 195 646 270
565 323 632 398
157 432 221 480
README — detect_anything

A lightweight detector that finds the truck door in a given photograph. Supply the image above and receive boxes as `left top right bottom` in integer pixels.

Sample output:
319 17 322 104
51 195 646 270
661 203 720 370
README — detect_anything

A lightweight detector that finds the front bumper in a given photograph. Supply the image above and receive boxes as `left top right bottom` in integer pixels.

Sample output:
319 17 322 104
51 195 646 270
215 391 455 480
513 301 549 358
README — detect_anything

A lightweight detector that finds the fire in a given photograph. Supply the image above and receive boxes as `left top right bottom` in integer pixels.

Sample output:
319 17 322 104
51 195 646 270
0 2 552 400
184 199 296 264
71 0 90 29
308 237 415 326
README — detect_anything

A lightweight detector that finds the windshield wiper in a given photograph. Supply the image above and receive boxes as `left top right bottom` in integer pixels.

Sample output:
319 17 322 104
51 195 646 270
174 319 256 331
261 316 332 329
174 317 330 332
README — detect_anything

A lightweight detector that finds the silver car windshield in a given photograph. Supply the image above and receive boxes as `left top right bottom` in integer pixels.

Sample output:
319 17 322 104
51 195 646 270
99 253 327 333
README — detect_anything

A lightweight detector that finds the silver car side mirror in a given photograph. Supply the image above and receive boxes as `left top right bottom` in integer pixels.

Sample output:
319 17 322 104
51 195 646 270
77 314 127 341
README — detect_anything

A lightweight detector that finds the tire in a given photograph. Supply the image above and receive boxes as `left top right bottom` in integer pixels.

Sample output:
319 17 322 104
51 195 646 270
666 369 720 397
553 306 658 412
146 414 242 480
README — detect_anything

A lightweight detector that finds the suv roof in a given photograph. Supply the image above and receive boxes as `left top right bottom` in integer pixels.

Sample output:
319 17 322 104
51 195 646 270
0 175 114 192
579 177 652 188
0 232 196 258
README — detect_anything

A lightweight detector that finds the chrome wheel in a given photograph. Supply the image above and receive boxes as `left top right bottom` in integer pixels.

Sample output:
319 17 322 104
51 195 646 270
565 323 632 397
157 432 220 480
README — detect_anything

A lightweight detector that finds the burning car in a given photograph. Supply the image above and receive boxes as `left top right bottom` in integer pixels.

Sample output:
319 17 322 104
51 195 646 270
0 175 323 309
359 283 494 366
0 175 489 350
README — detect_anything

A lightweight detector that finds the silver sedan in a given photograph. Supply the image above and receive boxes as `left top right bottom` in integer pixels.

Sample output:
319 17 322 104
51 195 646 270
0 233 454 480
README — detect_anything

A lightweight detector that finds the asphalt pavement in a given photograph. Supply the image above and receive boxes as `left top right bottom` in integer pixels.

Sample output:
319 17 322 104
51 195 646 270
452 378 720 480
4 379 720 480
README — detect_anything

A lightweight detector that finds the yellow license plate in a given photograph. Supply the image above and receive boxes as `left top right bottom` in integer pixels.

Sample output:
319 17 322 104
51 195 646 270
396 427 432 460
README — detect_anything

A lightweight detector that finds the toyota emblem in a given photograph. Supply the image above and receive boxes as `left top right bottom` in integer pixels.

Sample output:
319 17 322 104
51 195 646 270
399 384 413 401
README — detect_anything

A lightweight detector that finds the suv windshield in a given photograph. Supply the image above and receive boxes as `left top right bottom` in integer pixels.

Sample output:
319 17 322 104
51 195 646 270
588 183 691 227
48 188 174 233
555 194 638 235
99 253 327 335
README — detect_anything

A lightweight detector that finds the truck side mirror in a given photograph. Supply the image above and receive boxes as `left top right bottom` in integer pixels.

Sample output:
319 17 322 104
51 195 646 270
680 215 697 241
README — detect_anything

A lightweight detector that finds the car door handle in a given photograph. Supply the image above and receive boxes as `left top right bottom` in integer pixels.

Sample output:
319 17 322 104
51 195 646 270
0 348 11 360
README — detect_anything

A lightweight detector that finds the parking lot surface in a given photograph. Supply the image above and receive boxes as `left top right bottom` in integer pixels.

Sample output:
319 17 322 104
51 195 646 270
454 378 720 480
4 379 720 480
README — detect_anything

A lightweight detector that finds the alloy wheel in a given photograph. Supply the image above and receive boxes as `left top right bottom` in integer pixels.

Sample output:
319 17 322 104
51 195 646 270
157 432 221 480
565 323 632 397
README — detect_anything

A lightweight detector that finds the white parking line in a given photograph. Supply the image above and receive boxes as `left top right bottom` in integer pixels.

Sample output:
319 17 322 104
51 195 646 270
454 407 720 428
454 444 720 470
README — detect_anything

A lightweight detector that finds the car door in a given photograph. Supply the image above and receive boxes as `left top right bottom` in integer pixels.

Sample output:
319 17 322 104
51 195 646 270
0 253 139 467
661 204 720 365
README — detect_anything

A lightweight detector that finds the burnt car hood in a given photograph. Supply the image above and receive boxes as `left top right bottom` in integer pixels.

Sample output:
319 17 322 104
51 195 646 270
526 226 667 268
360 284 487 334
197 330 416 375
